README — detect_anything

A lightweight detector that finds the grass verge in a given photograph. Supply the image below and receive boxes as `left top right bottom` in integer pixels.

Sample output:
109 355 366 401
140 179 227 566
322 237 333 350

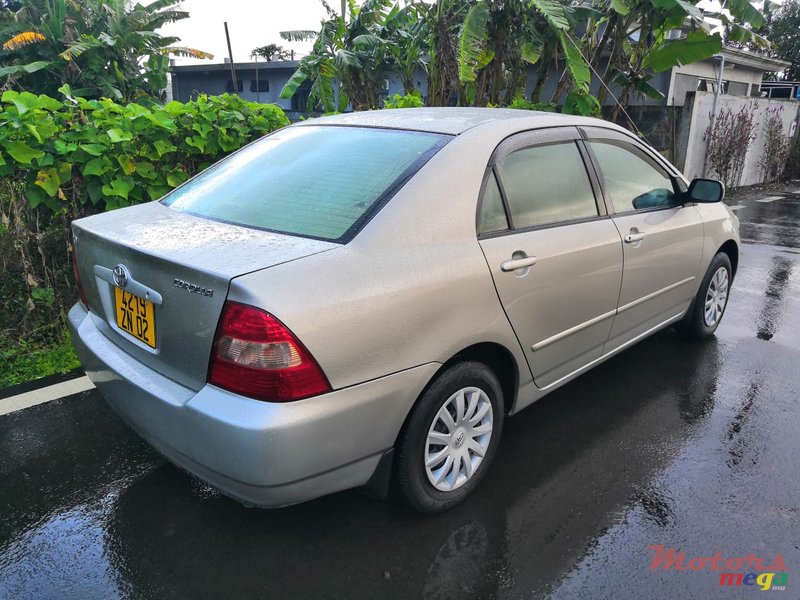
0 331 80 388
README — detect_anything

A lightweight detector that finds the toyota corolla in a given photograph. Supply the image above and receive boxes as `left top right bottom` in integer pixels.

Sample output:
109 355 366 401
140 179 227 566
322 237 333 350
69 108 738 513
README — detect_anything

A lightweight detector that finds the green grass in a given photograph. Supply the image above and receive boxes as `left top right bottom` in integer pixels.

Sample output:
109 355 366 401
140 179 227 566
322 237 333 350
0 332 80 388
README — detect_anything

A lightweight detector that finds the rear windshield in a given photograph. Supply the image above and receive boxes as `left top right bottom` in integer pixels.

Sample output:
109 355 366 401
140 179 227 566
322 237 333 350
161 125 449 242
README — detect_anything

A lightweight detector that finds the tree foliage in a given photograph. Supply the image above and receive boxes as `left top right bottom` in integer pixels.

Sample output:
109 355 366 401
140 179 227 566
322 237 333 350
281 0 769 116
251 43 292 62
0 0 212 101
762 0 800 80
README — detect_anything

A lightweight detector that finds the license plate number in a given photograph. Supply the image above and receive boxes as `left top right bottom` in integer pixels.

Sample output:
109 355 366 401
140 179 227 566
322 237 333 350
114 287 156 348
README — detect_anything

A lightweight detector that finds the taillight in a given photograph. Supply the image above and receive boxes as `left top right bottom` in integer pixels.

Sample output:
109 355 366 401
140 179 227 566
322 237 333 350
208 302 331 402
71 246 88 308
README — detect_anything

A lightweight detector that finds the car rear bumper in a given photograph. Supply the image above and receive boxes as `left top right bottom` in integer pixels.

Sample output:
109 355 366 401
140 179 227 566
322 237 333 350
68 303 439 507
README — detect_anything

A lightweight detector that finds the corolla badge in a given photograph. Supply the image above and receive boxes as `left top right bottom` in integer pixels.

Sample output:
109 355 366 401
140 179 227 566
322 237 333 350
113 264 130 288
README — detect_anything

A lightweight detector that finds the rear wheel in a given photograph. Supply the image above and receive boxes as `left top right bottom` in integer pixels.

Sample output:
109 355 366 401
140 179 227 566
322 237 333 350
677 252 732 340
395 361 504 513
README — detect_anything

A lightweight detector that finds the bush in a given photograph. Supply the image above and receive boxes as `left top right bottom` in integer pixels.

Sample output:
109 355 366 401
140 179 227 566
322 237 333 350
704 103 757 189
0 90 289 385
383 91 425 109
507 98 557 112
0 88 289 213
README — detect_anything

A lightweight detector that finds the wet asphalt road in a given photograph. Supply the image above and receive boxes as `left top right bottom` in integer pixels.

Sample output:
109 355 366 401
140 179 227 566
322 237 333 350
2 192 799 599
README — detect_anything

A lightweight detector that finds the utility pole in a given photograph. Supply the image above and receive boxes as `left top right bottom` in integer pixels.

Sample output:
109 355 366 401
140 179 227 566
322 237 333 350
224 22 238 94
341 0 346 21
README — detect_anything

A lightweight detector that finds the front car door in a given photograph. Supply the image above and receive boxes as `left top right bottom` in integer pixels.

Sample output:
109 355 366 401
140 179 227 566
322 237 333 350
581 127 704 354
478 128 623 390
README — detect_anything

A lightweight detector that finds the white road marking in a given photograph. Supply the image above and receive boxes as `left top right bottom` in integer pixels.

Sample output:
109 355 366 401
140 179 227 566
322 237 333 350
755 196 784 203
727 205 747 211
0 376 94 416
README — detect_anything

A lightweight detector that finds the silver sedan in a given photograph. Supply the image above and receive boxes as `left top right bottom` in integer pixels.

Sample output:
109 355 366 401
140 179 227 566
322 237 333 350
69 108 739 512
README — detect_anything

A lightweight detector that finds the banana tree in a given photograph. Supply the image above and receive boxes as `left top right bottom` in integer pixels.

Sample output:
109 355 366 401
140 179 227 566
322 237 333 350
0 0 211 100
576 0 768 117
459 0 597 112
280 0 393 112
380 1 428 95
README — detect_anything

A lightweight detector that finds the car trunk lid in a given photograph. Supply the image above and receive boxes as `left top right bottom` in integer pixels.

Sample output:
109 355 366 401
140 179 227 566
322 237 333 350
72 201 338 391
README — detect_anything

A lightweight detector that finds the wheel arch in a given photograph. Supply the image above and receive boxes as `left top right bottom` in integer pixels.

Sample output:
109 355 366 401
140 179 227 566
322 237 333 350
717 239 739 279
364 341 521 500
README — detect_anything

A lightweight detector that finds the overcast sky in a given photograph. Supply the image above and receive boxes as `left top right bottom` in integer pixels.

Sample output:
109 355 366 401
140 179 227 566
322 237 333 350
160 0 351 65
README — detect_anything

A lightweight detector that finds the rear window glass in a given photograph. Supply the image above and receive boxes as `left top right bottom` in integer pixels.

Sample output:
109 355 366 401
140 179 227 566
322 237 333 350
162 125 449 242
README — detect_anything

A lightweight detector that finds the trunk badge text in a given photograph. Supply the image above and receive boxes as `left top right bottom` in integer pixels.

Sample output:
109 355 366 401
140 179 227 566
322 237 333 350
113 264 130 288
173 278 214 298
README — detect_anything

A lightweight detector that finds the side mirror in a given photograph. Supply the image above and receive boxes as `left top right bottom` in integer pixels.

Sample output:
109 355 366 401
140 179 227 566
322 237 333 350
687 178 725 203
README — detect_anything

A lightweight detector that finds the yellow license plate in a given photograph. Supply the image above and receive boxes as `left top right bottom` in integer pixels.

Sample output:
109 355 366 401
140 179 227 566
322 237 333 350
114 287 156 348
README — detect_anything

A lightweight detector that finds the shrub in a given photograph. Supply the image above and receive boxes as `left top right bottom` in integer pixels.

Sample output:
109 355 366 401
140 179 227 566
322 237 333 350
759 106 791 184
0 90 289 384
0 88 289 213
704 102 757 189
507 98 557 112
383 91 425 109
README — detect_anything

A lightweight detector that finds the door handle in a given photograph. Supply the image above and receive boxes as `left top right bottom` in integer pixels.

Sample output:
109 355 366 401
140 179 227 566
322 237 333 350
623 232 646 243
501 256 538 272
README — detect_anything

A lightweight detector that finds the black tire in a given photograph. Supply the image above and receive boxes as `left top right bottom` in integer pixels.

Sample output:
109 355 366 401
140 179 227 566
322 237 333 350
395 361 504 513
677 252 732 340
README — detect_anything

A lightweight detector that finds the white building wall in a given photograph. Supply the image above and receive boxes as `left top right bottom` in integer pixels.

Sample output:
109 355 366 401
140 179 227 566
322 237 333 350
682 91 800 186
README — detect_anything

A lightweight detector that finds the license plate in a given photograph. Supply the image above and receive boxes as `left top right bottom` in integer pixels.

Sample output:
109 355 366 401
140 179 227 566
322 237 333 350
114 287 156 348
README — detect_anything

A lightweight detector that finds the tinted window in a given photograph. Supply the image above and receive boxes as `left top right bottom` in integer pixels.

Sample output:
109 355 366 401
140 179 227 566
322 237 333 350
495 142 598 229
478 172 508 234
162 126 448 242
588 141 676 212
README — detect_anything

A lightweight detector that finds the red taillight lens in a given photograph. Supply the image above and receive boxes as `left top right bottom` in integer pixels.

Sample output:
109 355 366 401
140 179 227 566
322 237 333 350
208 302 331 402
71 247 88 308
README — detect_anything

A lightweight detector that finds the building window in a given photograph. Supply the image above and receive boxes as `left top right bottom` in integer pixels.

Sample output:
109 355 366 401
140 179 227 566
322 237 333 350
697 79 729 94
250 78 270 93
226 79 244 93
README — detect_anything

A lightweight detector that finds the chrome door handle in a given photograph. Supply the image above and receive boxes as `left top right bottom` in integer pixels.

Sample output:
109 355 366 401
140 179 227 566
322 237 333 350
623 232 646 243
500 256 538 272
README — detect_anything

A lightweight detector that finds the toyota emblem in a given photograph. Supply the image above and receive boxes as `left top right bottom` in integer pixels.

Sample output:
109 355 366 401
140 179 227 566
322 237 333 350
113 264 130 288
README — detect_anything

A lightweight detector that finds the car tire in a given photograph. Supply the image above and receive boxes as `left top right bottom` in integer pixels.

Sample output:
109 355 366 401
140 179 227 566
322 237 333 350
677 252 732 340
395 361 504 513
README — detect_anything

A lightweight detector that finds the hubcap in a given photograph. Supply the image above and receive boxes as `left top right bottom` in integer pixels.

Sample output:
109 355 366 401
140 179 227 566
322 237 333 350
424 386 493 492
704 266 729 327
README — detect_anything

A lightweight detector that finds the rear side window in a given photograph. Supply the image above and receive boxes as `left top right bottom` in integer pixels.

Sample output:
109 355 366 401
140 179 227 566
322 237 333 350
588 140 677 212
162 126 449 242
478 172 508 234
495 142 598 229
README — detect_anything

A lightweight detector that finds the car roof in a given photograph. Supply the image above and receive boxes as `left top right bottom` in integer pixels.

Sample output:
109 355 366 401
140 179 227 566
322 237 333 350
295 107 629 136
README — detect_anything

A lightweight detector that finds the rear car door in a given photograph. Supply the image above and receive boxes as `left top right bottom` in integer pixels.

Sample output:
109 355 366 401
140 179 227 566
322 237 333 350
581 127 704 353
478 128 623 389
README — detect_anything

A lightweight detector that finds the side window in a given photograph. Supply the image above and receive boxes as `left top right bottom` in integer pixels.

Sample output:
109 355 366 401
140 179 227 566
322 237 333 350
588 140 677 212
478 172 509 234
495 142 598 229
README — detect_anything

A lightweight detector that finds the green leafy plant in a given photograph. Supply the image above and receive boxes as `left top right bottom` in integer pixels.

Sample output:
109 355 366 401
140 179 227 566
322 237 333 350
507 97 556 111
0 90 288 386
0 0 212 101
0 88 288 213
383 90 425 108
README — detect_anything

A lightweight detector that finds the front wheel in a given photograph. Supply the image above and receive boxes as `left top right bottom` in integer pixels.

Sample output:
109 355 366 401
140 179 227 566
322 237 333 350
677 252 732 340
395 361 504 513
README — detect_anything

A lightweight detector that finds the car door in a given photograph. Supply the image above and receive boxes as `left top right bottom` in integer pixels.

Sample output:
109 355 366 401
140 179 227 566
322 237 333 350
478 127 623 389
581 127 704 354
